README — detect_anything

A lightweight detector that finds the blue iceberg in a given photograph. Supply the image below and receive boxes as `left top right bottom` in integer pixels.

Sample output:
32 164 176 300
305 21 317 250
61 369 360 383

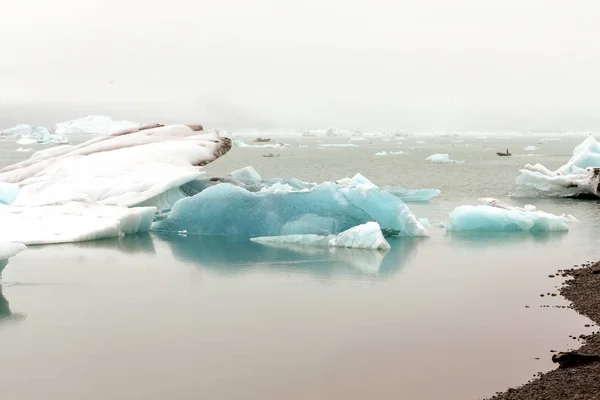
152 172 428 237
0 182 19 205
446 198 577 232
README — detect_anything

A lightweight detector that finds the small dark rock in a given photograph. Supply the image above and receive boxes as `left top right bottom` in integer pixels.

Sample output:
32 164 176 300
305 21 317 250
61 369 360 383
585 324 591 327
549 275 555 278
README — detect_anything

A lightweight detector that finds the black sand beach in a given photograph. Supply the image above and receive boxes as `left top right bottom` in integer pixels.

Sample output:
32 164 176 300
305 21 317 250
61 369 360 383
486 263 600 400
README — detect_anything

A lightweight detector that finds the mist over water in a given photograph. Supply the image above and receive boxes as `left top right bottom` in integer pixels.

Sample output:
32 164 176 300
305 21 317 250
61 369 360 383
1 0 600 132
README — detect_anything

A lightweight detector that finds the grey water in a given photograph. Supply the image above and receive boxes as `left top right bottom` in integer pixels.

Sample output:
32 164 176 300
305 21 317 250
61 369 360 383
0 135 599 400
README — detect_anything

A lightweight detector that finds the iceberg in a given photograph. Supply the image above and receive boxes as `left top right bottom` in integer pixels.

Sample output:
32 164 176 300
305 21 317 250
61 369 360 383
374 151 405 156
384 186 441 202
0 242 26 261
426 154 464 164
152 172 428 237
513 136 600 198
251 222 390 250
446 198 577 232
0 182 19 205
16 148 32 153
0 124 232 245
52 115 140 136
1 124 67 145
1 124 231 208
232 139 289 149
0 203 156 245
523 145 539 151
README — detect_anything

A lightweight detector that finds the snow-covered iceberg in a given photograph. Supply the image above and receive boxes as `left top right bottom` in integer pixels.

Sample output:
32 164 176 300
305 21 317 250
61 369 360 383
446 198 577 232
426 154 464 164
384 186 441 202
0 124 232 245
513 136 600 198
152 171 428 237
251 222 390 250
0 242 26 261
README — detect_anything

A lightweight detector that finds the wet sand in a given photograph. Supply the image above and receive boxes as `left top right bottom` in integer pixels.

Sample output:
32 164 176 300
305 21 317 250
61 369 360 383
486 263 600 400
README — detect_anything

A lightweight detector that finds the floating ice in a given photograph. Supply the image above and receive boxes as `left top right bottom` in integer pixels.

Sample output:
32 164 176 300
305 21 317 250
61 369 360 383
0 124 231 245
0 242 26 261
446 198 576 232
232 139 289 149
523 145 539 151
384 186 441 202
426 154 464 164
513 136 600 198
251 222 390 250
16 148 32 153
375 151 405 156
0 182 19 205
0 203 157 245
1 125 230 208
416 140 426 144
52 115 140 136
152 172 427 237
1 124 67 145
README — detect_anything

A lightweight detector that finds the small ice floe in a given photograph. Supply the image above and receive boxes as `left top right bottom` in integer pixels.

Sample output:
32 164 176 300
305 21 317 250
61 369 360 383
318 143 359 148
374 151 405 156
523 145 539 151
425 154 465 164
16 148 32 152
446 198 578 232
251 222 390 250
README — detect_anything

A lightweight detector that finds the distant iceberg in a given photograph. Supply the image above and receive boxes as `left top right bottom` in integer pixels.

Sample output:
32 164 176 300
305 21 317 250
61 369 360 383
318 143 359 148
384 187 441 202
513 136 600 198
251 222 391 250
446 198 577 232
152 171 428 237
0 124 231 245
523 145 539 151
1 124 67 145
426 154 464 164
52 115 140 136
374 151 405 156
232 139 289 149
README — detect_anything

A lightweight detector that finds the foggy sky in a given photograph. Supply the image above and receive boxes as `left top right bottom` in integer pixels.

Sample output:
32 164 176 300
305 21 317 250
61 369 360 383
1 0 599 132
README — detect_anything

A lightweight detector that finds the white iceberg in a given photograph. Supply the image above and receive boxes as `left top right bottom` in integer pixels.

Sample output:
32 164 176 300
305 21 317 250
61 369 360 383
446 198 577 232
52 115 140 136
374 151 405 156
0 242 26 261
0 124 232 245
523 145 539 151
1 124 67 145
384 186 441 202
152 172 428 237
513 136 600 198
426 154 464 164
251 222 390 250
16 148 32 153
232 139 289 149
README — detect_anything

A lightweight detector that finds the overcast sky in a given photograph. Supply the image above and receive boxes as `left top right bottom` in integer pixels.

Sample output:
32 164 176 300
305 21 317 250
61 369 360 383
1 0 599 131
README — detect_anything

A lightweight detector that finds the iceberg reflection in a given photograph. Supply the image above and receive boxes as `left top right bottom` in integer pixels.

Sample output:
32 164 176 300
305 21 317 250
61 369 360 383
153 233 423 279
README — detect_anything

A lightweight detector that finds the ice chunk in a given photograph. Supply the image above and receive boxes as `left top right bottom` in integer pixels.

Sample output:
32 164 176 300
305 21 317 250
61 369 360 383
384 186 441 202
1 125 231 208
0 242 26 261
0 203 157 245
16 148 32 153
16 138 37 145
227 166 262 183
426 154 464 164
52 115 140 136
513 136 600 198
446 198 575 232
523 145 539 151
416 140 426 144
251 222 390 250
152 173 427 237
375 151 405 156
231 139 288 148
1 124 68 145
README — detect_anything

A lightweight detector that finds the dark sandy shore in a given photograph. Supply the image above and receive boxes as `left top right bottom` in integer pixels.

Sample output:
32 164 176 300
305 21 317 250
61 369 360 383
486 263 600 400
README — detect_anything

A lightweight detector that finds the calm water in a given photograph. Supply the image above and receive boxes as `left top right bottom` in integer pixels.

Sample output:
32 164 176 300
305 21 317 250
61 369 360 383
0 135 598 400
